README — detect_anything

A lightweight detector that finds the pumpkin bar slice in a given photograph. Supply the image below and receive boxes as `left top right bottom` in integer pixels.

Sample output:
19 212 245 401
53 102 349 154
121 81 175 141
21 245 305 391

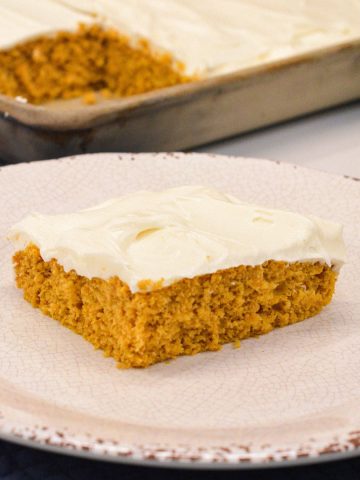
9 186 346 368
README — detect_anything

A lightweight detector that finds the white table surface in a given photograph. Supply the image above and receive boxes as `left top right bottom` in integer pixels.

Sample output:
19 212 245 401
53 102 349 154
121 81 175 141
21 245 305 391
196 102 360 178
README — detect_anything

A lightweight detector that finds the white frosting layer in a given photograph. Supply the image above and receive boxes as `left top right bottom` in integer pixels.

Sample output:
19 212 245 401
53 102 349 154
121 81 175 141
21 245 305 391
0 0 89 51
0 1 360 75
9 186 346 293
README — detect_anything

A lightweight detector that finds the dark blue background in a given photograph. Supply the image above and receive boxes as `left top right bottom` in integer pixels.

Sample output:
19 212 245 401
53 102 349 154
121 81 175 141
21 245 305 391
1 439 360 480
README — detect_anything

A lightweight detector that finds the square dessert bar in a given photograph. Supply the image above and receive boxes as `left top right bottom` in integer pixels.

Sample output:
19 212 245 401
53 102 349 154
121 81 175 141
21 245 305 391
10 186 344 368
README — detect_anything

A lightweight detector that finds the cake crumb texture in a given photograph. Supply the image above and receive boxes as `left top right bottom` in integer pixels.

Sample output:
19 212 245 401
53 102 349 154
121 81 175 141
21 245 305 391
13 244 337 368
0 24 192 104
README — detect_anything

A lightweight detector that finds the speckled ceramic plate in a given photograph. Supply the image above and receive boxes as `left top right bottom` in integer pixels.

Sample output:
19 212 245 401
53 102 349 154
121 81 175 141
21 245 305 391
0 153 359 469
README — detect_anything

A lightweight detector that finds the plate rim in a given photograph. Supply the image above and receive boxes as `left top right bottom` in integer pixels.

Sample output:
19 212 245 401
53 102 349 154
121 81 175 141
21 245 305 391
1 428 360 470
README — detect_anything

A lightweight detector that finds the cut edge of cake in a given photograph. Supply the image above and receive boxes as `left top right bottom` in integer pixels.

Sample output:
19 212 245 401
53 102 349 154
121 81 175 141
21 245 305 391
13 243 337 368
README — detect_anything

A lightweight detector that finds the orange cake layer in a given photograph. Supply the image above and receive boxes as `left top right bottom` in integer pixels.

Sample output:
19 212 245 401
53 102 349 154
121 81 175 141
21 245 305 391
13 244 337 368
0 24 193 105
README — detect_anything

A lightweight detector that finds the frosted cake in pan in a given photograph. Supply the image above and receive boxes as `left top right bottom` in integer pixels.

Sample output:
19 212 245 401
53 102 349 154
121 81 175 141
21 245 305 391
0 0 359 103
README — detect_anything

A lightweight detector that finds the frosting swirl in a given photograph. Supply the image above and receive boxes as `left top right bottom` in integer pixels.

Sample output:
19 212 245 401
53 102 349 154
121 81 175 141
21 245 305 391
9 185 346 292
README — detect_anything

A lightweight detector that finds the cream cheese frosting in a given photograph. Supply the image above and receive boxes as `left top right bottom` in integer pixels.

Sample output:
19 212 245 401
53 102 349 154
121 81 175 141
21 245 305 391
0 0 89 51
9 185 346 293
0 0 360 75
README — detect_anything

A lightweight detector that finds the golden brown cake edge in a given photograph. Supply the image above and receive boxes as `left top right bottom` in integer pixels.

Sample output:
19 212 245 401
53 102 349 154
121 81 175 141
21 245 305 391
13 244 337 368
0 24 194 105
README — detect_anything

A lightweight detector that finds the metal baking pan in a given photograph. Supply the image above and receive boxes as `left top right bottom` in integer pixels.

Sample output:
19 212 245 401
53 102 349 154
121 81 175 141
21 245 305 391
0 39 359 164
